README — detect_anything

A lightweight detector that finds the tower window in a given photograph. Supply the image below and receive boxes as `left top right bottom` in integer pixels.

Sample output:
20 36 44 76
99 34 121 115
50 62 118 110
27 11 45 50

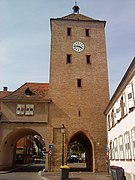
78 110 81 117
85 29 90 36
67 28 71 36
77 79 82 87
67 54 72 63
86 55 91 64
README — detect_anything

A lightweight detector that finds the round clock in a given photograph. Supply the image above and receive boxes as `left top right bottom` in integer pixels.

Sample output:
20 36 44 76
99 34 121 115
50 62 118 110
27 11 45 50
73 41 85 52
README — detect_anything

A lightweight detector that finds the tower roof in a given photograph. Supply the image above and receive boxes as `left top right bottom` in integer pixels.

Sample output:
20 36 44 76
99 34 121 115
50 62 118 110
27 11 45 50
50 13 106 27
61 13 94 21
50 3 106 26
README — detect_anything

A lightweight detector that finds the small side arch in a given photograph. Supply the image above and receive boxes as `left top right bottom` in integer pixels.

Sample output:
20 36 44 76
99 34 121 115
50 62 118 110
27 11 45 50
0 128 45 170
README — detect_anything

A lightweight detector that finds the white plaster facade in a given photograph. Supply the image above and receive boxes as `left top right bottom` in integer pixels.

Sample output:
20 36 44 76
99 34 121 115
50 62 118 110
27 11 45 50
105 57 135 180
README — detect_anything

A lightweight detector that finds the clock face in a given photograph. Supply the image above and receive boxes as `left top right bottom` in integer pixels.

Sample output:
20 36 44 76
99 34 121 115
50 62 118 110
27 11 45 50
73 41 85 52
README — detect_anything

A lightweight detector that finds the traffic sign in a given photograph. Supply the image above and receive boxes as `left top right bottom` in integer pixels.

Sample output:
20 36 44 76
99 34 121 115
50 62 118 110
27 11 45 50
48 150 52 155
49 144 53 150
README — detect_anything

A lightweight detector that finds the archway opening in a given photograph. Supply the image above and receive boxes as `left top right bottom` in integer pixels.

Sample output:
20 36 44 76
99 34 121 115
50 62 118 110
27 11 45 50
67 131 93 172
0 128 46 171
15 134 45 165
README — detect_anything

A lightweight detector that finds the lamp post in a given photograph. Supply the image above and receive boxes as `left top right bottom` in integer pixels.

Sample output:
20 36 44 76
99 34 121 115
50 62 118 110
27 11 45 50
61 124 66 166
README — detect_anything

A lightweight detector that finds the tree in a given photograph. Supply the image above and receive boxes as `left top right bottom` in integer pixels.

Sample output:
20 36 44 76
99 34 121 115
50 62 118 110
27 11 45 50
69 141 85 155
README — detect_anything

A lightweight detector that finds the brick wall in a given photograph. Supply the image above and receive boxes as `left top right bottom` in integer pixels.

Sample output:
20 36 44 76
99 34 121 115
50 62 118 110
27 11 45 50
49 16 109 172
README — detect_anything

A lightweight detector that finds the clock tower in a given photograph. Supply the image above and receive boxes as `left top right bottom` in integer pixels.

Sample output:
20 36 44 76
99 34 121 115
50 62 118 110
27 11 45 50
49 4 109 172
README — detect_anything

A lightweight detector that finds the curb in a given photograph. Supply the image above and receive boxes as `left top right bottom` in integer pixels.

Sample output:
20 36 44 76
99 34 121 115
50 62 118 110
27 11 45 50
0 163 34 174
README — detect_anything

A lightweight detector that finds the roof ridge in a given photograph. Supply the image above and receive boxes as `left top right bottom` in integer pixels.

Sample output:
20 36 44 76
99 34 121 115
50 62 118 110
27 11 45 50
60 13 94 21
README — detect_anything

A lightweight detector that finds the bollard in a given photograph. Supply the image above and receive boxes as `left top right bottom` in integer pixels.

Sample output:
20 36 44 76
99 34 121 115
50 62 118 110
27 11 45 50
60 165 70 180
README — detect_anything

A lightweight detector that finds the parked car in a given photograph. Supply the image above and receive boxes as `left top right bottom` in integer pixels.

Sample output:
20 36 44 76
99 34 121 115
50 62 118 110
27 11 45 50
67 155 82 163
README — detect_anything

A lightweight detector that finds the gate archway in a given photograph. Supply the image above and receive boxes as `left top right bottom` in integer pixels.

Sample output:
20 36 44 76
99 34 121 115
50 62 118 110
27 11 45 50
0 128 45 170
68 131 93 172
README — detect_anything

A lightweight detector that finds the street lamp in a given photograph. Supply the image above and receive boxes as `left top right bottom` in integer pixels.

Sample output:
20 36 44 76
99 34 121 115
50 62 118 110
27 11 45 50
61 124 66 166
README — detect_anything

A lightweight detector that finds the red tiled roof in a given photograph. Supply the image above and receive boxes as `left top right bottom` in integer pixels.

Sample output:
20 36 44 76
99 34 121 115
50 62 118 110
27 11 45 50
0 83 51 102
0 91 12 98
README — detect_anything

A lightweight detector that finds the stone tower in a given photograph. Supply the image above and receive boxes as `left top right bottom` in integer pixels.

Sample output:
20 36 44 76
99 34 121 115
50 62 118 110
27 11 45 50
49 4 109 172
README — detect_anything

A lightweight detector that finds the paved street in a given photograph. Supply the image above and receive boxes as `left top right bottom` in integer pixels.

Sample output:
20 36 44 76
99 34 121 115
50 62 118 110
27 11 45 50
42 171 111 180
0 171 112 180
0 162 112 180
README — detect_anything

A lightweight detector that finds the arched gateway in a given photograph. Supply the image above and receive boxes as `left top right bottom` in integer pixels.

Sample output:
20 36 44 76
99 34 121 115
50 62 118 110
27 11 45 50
0 128 46 170
68 131 93 171
0 4 109 172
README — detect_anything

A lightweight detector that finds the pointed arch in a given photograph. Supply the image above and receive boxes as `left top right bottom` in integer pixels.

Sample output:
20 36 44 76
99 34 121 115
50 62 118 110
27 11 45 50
68 131 94 171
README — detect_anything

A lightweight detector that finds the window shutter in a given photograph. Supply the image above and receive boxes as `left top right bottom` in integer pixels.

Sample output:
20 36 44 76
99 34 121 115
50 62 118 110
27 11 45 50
112 141 115 160
113 105 117 124
133 81 135 100
123 93 127 115
119 136 124 160
126 84 134 109
124 132 131 159
109 141 113 160
132 129 135 159
114 138 118 159
111 109 115 126
115 100 121 122
107 114 110 130
109 111 113 128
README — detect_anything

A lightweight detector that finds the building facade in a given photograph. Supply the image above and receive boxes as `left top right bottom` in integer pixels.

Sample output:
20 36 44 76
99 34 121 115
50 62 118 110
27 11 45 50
0 4 109 172
105 57 135 180
49 4 109 172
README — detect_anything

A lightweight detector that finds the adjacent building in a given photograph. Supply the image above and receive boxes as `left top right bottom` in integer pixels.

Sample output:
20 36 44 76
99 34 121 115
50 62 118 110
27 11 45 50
105 57 135 179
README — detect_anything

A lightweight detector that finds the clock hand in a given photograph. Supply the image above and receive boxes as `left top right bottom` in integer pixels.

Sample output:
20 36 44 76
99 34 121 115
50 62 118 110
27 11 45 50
76 45 82 49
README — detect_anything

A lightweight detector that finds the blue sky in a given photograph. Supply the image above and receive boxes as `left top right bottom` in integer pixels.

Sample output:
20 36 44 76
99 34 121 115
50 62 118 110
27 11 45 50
0 0 135 97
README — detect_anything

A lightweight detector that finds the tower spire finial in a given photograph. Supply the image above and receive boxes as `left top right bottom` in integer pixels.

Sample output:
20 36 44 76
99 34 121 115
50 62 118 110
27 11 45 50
72 1 80 14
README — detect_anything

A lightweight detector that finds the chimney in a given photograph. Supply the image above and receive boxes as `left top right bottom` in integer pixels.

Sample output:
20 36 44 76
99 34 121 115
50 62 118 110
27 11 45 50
3 87 8 91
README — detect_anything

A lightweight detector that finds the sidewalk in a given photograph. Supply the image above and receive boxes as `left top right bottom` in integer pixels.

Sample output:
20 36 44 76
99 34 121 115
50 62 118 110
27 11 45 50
41 171 112 180
0 163 33 174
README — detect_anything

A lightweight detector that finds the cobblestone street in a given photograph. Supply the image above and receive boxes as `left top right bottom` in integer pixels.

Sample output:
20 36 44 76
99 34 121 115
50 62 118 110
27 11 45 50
42 171 112 180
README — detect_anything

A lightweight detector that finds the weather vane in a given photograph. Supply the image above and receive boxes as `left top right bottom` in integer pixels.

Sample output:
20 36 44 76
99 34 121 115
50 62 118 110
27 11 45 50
73 1 80 14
